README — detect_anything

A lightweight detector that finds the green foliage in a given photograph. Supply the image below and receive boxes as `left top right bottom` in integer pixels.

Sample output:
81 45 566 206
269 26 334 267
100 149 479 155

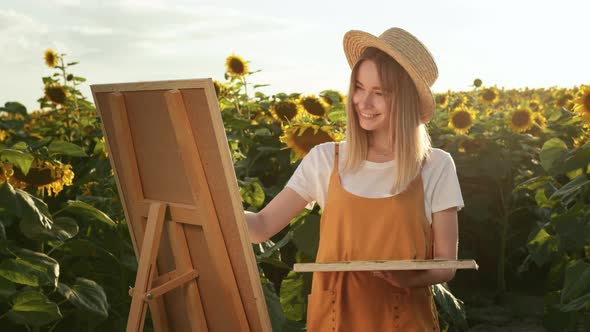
515 138 590 330
2 50 588 331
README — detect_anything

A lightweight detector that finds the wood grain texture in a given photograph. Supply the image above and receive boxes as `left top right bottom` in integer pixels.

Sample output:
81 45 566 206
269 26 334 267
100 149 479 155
294 259 479 272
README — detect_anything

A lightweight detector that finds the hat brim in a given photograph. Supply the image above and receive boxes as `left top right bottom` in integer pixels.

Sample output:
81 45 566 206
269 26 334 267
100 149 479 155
343 30 435 123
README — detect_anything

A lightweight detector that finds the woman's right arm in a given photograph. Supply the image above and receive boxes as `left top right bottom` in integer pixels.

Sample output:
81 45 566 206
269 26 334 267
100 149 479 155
244 187 310 244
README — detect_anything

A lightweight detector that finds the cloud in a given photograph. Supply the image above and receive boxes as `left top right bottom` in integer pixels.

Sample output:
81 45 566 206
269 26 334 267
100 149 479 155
2 0 303 63
0 10 50 65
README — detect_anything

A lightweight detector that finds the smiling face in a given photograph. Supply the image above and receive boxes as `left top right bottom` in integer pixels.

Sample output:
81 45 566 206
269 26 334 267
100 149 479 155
351 59 393 135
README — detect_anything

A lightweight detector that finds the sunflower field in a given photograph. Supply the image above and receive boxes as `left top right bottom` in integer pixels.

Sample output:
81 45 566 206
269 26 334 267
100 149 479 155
0 50 589 331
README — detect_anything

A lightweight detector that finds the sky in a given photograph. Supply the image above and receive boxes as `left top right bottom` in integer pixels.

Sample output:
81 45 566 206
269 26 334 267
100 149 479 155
1 0 588 112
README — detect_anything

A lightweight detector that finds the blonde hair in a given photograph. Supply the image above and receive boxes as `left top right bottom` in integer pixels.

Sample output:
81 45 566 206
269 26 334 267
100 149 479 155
342 47 432 194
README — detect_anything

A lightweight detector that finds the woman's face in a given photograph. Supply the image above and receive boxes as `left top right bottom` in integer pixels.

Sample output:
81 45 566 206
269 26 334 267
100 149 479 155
352 59 392 134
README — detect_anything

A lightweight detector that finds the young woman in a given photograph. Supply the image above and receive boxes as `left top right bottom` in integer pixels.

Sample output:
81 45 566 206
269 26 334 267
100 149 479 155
245 27 464 331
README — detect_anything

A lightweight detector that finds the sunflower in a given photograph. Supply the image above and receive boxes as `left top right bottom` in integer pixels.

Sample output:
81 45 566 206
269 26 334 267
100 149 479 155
225 53 249 78
0 162 14 183
435 93 449 109
449 95 468 109
479 87 499 105
528 99 543 112
0 129 8 142
80 181 99 196
280 123 340 161
270 99 301 123
10 160 75 197
320 90 346 106
473 78 483 88
572 85 590 120
507 107 534 133
573 134 588 149
448 106 476 135
299 95 329 117
44 84 68 105
44 49 59 68
213 80 221 97
532 112 547 129
555 93 574 110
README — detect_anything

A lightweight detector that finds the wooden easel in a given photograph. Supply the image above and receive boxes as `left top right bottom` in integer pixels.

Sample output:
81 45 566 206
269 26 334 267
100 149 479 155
91 81 272 332
126 202 205 331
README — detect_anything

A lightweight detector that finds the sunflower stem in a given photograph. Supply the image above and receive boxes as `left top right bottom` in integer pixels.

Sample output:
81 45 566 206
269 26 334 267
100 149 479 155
242 77 249 98
47 241 64 256
59 56 71 141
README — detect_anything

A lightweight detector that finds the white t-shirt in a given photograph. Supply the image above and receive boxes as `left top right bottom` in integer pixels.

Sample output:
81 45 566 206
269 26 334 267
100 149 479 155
286 141 465 224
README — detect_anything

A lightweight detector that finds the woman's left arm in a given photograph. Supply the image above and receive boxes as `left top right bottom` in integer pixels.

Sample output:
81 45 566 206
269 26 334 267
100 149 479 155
374 206 459 288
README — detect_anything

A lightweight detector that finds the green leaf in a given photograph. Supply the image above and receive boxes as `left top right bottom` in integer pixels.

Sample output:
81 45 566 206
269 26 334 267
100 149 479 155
240 180 265 209
59 200 116 227
0 148 35 175
17 190 55 241
256 146 281 152
527 228 560 266
6 290 62 327
48 217 79 241
432 284 469 330
552 212 590 252
1 102 27 116
514 176 552 191
327 110 347 123
58 278 109 319
280 271 311 321
15 248 59 288
57 239 102 257
560 260 590 311
0 259 40 286
540 138 568 173
0 276 17 300
120 254 138 272
549 176 590 201
262 281 305 332
11 142 28 151
0 182 54 239
292 214 320 259
258 257 290 270
48 140 87 157
543 291 577 331
257 232 292 259
562 142 590 173
254 128 272 136
534 189 556 208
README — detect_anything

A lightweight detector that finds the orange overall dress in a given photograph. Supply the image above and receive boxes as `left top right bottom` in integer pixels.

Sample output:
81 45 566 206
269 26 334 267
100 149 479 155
306 143 440 332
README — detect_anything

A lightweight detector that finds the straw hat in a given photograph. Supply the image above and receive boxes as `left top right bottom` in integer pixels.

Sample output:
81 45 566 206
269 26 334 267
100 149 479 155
343 27 438 123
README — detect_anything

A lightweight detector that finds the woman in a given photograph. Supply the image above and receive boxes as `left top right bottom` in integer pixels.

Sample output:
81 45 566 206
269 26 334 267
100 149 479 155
245 27 464 331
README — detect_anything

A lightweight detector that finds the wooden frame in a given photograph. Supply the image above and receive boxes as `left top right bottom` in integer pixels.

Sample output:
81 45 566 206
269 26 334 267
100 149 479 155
90 79 271 332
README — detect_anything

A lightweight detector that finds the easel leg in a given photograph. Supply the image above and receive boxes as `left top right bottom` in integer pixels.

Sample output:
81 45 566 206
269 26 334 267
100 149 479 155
126 202 167 332
168 221 208 331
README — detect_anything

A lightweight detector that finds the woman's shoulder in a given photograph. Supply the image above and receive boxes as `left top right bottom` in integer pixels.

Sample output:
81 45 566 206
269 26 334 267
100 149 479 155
424 148 455 171
301 141 339 167
309 141 341 158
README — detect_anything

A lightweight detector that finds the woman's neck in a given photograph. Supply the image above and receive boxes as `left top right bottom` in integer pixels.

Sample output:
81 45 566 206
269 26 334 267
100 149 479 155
368 131 394 155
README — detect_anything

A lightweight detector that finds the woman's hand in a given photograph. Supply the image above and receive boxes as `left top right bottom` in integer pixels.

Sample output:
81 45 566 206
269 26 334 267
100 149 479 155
372 268 456 290
372 270 421 290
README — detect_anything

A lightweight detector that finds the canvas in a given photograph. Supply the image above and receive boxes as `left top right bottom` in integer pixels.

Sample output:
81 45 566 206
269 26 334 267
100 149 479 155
90 79 271 332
